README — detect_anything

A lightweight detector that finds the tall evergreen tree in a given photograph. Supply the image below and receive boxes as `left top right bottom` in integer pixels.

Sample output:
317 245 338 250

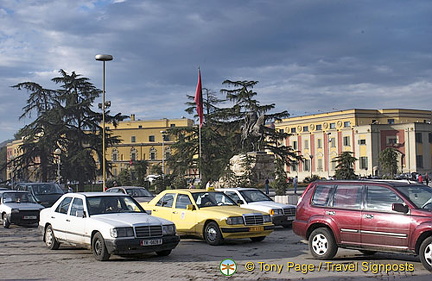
333 151 358 179
378 147 399 179
12 70 126 189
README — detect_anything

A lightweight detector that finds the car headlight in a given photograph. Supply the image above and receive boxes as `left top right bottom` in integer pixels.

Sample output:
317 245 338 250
110 227 134 238
226 216 244 225
11 208 19 213
263 214 271 223
269 209 283 215
162 224 176 235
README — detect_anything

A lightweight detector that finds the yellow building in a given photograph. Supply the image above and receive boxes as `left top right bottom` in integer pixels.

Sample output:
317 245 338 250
6 115 195 183
106 115 194 179
275 109 432 181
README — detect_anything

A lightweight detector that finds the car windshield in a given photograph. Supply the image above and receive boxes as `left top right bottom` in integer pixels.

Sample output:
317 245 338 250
30 183 64 195
192 192 237 208
86 196 146 215
395 185 432 211
2 192 35 203
125 188 153 197
239 190 273 203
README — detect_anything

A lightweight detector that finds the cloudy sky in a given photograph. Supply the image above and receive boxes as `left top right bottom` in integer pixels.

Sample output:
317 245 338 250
1 0 431 142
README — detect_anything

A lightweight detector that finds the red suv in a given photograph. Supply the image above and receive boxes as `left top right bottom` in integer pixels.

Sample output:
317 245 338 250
292 180 432 272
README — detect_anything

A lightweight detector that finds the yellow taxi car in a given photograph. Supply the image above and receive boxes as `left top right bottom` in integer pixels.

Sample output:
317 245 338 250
142 189 274 245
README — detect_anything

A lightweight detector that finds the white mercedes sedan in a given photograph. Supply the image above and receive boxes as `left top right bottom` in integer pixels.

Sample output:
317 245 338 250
39 192 180 261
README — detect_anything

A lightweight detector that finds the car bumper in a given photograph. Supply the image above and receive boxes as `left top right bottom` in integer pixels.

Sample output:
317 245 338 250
272 214 296 226
8 212 40 226
104 235 180 255
220 225 275 238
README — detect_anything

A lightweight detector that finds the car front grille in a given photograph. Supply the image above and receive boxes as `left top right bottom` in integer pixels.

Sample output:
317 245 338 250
243 214 264 225
135 225 163 238
283 208 296 216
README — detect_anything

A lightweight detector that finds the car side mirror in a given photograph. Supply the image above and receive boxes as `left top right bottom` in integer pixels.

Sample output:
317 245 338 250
237 200 244 205
392 203 408 214
145 210 152 215
186 204 195 211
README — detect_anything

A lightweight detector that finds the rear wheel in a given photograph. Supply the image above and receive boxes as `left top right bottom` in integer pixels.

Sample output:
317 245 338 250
45 225 60 250
92 232 110 261
204 222 223 246
308 227 338 259
419 236 432 272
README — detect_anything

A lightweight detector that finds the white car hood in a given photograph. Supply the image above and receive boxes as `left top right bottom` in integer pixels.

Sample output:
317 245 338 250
4 202 44 210
92 213 173 226
242 201 296 211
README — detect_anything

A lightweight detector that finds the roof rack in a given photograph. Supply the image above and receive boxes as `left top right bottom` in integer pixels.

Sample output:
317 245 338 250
360 179 416 184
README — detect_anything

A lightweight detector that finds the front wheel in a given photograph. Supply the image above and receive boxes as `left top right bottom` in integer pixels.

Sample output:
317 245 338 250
3 216 10 228
308 227 338 259
92 232 110 261
419 236 432 272
44 225 60 250
204 222 223 246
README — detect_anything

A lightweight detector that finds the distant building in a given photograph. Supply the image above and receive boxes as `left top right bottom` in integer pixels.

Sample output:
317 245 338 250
274 109 432 181
5 115 195 183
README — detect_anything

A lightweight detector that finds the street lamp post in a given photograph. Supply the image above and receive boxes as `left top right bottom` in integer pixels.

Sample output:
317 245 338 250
95 54 113 191
54 148 61 183
327 132 332 179
309 155 314 178
160 131 167 179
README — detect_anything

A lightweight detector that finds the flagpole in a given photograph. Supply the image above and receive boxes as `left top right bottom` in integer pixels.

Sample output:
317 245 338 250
194 67 204 183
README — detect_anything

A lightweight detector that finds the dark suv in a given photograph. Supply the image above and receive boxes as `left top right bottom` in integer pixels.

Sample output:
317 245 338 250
292 180 432 272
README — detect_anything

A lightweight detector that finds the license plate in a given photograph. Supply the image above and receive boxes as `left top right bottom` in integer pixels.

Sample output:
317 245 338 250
249 226 264 232
23 216 37 220
287 216 295 221
140 238 163 246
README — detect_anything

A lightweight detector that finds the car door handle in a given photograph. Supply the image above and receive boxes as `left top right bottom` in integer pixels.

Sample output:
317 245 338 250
172 211 178 214
66 219 70 222
364 214 374 219
325 211 335 215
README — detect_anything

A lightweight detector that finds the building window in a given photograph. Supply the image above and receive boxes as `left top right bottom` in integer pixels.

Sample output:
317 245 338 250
317 139 322 148
162 135 169 141
112 150 118 161
291 163 297 172
359 157 368 170
130 148 137 161
170 124 176 127
343 136 350 146
330 123 336 129
131 136 136 143
304 159 310 171
303 126 309 132
388 119 395 124
330 138 336 147
359 139 366 145
317 159 323 171
304 140 309 149
343 121 351 127
416 133 422 143
387 137 397 145
316 124 322 131
429 133 432 143
331 159 336 170
149 135 155 142
138 125 142 129
293 141 298 150
416 155 424 168
291 127 296 133
150 152 156 160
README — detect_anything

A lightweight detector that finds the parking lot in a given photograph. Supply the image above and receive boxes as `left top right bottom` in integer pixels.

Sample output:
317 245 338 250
0 224 430 281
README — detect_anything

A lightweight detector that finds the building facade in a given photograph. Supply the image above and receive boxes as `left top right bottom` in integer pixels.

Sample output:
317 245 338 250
106 115 194 178
274 109 432 181
6 115 195 183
